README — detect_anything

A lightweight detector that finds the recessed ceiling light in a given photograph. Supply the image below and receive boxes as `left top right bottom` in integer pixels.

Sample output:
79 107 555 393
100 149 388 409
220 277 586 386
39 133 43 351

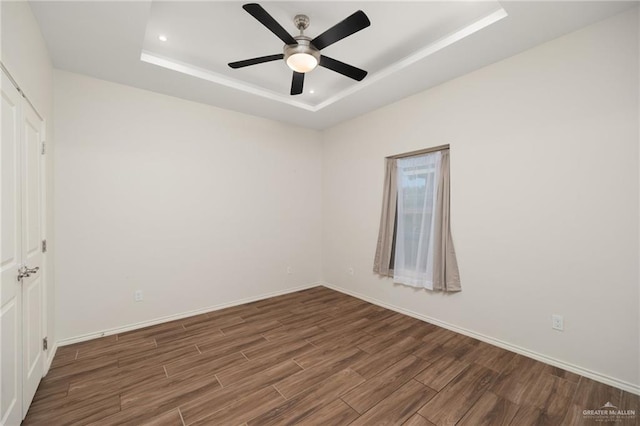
158 35 168 42
309 90 315 94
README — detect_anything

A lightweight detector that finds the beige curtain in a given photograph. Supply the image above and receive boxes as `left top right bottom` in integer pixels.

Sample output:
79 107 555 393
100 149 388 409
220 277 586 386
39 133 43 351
433 150 461 291
373 158 397 277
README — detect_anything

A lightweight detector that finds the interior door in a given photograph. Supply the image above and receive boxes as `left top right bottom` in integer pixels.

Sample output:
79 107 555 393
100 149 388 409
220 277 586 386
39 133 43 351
20 98 44 412
1 71 24 426
1 69 45 424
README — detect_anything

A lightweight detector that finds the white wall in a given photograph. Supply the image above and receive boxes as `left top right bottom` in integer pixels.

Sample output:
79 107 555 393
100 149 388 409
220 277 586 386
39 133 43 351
1 1 55 367
322 9 639 389
53 70 322 341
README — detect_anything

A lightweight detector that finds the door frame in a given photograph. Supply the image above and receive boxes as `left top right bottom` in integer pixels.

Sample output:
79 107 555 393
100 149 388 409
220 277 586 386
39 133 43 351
38 116 48 377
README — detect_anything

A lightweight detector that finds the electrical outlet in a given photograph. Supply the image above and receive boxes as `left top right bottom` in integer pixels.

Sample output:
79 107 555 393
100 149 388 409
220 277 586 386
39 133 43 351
286 266 293 275
552 314 564 331
134 290 143 302
347 267 355 276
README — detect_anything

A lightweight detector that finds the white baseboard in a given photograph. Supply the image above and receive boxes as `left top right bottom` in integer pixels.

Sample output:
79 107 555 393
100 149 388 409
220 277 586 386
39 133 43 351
321 281 640 396
57 282 322 347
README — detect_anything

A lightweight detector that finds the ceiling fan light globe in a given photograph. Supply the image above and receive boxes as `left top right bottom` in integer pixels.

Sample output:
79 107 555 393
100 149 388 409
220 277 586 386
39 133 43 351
286 53 318 73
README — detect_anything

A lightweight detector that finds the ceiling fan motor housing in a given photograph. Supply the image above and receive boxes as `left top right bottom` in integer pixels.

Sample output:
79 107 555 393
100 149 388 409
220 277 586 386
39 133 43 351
283 36 321 71
283 14 320 73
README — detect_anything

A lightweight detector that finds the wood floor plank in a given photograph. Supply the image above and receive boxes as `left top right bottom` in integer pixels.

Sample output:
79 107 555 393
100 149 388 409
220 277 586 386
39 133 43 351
219 319 282 336
308 328 370 350
342 354 431 414
154 329 227 352
491 354 549 405
216 340 315 386
238 307 295 324
183 314 245 332
76 337 157 361
299 398 359 425
28 379 118 417
519 372 577 419
372 316 425 339
349 379 437 426
261 324 324 342
64 335 118 354
421 326 458 346
403 413 437 426
276 347 367 399
357 332 399 354
418 363 498 425
30 379 69 406
277 311 330 328
293 345 362 369
43 356 119 386
196 333 268 358
350 336 421 378
316 306 377 330
440 334 480 360
510 405 560 425
163 350 247 377
545 365 581 384
242 335 312 361
49 345 78 370
247 368 366 426
308 329 375 352
24 394 120 425
118 343 199 369
120 368 221 412
246 295 303 312
414 354 469 391
24 287 633 426
457 391 519 425
361 313 408 336
202 304 260 322
412 341 450 363
620 390 639 414
179 360 303 424
395 318 439 340
459 341 516 373
561 377 623 425
152 324 224 346
67 364 166 398
189 386 285 426
138 409 184 426
118 321 184 342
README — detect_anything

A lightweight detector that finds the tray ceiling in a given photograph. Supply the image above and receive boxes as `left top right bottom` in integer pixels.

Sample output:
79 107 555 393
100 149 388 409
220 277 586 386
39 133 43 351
30 1 636 129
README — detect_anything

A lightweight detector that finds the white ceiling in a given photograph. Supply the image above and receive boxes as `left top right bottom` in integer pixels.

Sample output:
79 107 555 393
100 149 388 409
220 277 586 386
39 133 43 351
30 1 636 129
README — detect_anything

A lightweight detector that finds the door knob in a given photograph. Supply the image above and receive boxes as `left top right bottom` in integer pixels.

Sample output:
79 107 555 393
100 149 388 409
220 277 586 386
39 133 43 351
25 266 39 275
17 266 28 281
17 265 39 281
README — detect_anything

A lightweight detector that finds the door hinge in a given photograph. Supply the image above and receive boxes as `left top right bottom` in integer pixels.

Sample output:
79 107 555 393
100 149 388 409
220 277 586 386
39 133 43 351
41 141 46 155
42 239 47 253
43 337 48 351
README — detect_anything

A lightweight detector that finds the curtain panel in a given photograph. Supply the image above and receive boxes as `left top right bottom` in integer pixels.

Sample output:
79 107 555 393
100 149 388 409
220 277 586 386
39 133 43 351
373 149 461 292
373 158 397 277
433 150 461 291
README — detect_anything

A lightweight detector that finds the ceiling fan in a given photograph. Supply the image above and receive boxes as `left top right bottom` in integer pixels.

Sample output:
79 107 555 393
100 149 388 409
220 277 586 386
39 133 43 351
229 3 371 96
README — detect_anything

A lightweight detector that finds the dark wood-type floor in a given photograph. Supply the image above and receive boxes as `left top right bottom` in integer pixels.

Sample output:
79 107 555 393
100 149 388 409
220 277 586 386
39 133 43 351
24 286 638 425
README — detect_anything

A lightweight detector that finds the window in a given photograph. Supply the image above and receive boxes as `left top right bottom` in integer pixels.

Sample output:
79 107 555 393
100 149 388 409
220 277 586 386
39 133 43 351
394 152 440 288
374 147 461 292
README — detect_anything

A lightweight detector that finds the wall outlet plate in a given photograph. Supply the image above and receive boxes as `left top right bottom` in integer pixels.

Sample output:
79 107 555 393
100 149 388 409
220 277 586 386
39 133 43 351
552 314 564 331
134 290 143 302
